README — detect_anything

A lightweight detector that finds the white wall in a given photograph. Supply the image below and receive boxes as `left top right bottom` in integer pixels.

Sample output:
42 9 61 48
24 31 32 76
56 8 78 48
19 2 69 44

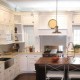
38 12 68 29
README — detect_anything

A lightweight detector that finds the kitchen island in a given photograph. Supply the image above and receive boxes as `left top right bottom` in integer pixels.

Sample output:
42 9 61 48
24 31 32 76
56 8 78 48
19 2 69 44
35 57 80 80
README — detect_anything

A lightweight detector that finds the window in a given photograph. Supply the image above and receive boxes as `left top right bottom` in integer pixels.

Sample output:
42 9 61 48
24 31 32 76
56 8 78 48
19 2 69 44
73 26 80 44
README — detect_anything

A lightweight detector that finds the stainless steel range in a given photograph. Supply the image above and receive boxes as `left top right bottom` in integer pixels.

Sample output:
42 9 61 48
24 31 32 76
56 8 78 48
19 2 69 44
43 45 63 57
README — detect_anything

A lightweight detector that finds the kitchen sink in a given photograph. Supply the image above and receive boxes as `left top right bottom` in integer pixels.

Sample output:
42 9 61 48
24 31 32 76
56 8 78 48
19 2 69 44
0 58 14 69
0 58 11 61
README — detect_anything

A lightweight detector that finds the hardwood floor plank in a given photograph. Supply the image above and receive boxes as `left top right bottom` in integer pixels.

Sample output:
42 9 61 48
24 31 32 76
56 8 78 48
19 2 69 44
14 73 36 80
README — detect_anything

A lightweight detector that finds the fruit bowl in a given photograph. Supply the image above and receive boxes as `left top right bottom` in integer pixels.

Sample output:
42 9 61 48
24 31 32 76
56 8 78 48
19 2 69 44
52 56 59 62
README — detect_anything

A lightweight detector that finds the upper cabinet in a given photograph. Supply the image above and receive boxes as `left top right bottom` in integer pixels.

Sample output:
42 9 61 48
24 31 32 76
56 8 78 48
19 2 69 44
72 13 80 25
22 13 34 25
14 12 34 25
14 15 21 24
13 12 35 43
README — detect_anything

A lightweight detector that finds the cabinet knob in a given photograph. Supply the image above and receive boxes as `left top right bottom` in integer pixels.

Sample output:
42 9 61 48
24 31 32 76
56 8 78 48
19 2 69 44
26 56 27 57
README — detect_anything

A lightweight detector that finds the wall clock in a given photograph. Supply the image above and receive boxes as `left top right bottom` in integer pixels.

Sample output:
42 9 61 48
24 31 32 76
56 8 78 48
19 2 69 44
48 19 57 29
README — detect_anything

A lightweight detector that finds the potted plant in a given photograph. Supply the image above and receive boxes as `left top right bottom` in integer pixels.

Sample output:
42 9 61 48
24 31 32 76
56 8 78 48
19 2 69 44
74 44 80 53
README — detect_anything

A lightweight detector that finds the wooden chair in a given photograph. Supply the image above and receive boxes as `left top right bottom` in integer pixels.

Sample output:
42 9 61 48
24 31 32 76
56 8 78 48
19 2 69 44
45 64 65 80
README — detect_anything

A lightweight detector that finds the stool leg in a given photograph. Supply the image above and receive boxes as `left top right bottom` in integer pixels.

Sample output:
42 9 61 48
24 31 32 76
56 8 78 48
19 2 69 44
61 77 63 80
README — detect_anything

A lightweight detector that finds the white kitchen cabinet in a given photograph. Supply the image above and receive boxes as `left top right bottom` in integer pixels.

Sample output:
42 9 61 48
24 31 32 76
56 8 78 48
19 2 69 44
73 14 80 25
4 65 15 80
22 14 34 25
19 54 28 73
0 63 4 80
14 55 20 78
28 54 42 72
14 15 22 24
19 53 42 73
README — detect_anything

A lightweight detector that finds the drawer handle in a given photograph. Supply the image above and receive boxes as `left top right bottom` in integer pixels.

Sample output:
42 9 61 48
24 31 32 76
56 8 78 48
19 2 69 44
34 56 37 57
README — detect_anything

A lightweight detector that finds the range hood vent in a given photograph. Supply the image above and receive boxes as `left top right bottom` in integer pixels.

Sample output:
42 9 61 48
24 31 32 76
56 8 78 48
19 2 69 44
38 29 67 36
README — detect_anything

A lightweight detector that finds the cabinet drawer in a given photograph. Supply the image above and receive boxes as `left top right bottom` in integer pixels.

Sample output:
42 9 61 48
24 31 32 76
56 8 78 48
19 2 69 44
28 54 42 59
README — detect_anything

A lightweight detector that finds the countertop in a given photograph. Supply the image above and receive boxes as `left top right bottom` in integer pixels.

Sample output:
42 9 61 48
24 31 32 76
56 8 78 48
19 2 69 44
0 61 4 65
0 51 43 57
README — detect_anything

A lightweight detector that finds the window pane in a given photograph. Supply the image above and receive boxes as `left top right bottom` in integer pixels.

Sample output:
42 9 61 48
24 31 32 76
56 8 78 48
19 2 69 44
73 26 80 44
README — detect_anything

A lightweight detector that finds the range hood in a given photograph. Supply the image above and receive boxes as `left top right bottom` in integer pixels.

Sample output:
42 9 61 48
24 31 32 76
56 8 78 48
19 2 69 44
38 29 67 36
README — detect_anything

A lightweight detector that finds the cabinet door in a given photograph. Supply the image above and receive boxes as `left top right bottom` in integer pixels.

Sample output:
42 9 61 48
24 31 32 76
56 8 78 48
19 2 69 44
19 54 28 73
4 68 10 80
9 66 15 80
4 65 14 80
14 15 21 24
22 14 34 25
14 55 20 78
0 72 4 80
28 54 42 72
73 14 80 25
0 64 4 80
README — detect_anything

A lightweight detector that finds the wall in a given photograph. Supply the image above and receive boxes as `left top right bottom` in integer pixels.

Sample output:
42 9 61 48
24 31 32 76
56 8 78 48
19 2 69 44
38 12 68 29
0 4 14 42
0 2 14 53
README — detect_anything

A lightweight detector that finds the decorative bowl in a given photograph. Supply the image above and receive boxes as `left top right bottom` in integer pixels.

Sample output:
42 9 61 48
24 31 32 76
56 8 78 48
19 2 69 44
52 56 59 62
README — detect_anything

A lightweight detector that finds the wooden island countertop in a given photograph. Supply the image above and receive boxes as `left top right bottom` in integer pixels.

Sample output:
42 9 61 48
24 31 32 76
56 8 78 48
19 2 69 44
35 57 68 65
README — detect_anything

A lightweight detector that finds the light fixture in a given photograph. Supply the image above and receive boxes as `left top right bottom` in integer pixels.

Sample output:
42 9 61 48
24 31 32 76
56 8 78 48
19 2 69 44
53 0 61 33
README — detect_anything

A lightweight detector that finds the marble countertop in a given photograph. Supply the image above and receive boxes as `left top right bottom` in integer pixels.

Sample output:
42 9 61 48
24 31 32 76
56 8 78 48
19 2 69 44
0 61 4 65
0 51 43 58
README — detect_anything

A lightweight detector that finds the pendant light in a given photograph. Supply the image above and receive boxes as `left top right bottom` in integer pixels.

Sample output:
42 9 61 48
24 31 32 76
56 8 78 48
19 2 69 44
53 0 61 33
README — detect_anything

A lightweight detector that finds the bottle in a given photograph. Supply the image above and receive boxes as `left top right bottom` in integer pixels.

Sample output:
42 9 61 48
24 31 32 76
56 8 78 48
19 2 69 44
29 46 33 52
14 27 17 33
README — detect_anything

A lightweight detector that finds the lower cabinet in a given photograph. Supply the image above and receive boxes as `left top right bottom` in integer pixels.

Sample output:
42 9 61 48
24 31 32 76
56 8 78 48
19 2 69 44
14 55 20 78
4 55 20 80
19 53 42 73
28 54 42 72
0 53 42 80
19 54 28 73
4 65 14 80
0 63 4 80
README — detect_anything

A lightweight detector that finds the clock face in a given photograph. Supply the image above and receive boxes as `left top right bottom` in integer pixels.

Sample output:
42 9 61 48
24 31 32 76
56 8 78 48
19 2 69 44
48 19 57 29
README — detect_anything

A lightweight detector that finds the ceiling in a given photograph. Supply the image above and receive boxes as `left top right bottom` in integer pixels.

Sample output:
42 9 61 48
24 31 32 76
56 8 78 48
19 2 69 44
2 0 80 12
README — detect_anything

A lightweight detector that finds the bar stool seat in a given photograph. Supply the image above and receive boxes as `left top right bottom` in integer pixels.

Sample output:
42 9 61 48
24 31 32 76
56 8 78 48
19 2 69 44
45 64 65 80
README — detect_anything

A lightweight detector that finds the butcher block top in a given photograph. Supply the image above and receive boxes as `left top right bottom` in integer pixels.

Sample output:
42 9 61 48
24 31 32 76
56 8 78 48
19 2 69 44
35 57 80 65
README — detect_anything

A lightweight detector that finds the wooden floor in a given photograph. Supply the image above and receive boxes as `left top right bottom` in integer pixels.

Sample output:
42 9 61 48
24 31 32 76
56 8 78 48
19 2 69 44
14 73 80 80
14 73 36 80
